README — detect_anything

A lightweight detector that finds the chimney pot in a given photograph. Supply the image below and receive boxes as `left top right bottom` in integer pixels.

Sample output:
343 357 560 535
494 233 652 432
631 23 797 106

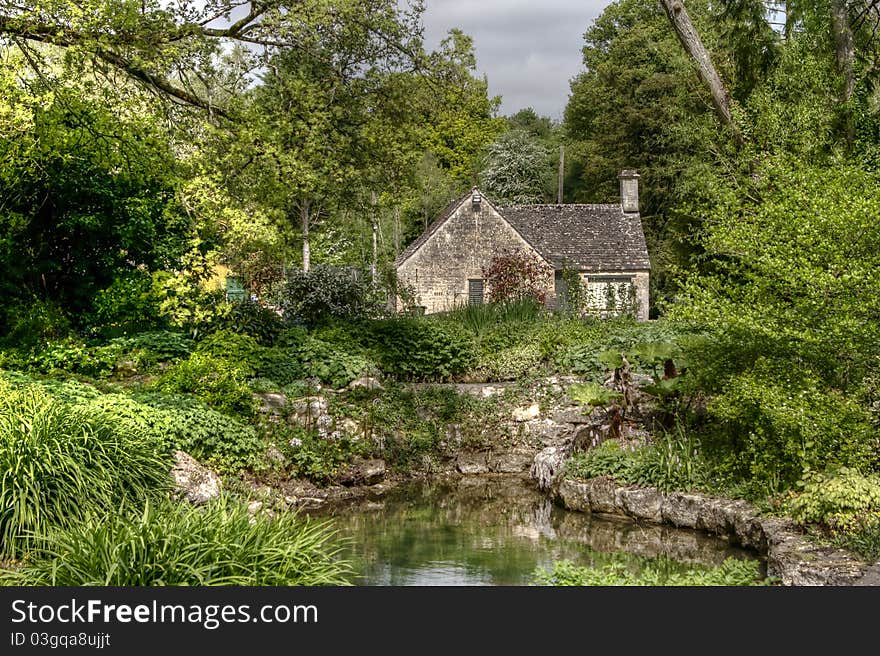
618 170 640 213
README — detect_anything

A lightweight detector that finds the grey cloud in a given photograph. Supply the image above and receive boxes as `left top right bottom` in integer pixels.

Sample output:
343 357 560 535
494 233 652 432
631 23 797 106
419 0 610 118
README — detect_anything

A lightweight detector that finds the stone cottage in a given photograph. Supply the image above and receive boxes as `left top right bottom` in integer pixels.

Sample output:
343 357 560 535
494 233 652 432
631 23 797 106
394 170 651 321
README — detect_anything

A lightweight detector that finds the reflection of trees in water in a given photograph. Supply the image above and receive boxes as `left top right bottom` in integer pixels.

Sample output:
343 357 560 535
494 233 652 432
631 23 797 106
317 477 758 585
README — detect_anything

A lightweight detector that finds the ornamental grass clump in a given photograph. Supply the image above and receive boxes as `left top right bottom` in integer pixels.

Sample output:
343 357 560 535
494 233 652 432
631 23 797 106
0 385 171 558
3 497 352 586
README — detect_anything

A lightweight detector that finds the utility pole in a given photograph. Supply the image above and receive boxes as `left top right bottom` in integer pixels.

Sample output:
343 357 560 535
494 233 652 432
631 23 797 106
371 191 378 285
557 144 565 204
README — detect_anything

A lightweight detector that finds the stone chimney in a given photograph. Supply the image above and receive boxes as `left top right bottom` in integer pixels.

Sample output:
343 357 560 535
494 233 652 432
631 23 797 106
618 170 640 213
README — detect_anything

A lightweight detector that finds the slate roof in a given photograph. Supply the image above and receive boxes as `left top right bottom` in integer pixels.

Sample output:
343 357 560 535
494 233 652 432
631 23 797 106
395 191 650 272
498 203 651 272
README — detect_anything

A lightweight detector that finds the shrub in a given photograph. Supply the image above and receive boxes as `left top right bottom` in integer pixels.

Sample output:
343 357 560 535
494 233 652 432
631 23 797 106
365 318 476 381
566 440 633 480
111 393 264 474
834 517 880 561
194 329 266 375
276 265 382 326
216 300 283 345
787 467 880 534
482 251 552 304
153 353 257 417
22 338 124 378
0 298 71 349
110 330 194 363
3 496 351 586
705 363 875 490
89 270 163 337
474 342 544 381
285 431 361 484
0 386 171 558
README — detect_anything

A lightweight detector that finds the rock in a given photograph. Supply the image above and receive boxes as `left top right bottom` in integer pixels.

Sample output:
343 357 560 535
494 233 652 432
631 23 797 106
480 385 501 398
265 445 286 465
661 492 704 529
171 451 222 505
255 392 288 415
247 500 263 514
347 376 383 391
338 458 386 486
619 487 663 523
854 562 880 586
456 452 489 474
552 475 877 586
588 477 621 514
526 419 574 446
512 404 540 422
530 446 570 491
290 396 328 417
489 450 533 473
555 479 592 512
552 407 598 424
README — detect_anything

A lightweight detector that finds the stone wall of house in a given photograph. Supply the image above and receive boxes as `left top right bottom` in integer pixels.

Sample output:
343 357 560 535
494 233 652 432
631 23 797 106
397 198 554 313
577 270 649 322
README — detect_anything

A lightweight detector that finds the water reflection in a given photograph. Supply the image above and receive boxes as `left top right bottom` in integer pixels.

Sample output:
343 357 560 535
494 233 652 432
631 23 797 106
310 475 761 586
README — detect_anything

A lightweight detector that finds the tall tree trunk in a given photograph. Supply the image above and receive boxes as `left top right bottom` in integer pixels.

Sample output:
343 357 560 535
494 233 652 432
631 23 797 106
831 0 855 147
370 191 378 285
301 200 311 273
393 206 401 258
660 0 745 146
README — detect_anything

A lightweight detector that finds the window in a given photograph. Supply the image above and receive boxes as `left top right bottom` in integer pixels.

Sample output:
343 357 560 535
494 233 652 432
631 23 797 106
468 279 485 305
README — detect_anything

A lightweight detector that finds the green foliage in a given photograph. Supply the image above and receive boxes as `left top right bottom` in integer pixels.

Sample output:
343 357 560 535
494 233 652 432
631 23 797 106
834 517 880 562
285 431 362 484
116 393 263 475
787 468 880 534
276 265 382 327
0 384 171 558
109 330 194 363
567 382 623 407
216 301 283 345
566 431 707 493
3 497 351 586
153 353 257 417
0 88 187 324
89 270 164 337
566 440 633 480
704 363 875 490
365 318 476 381
475 342 544 382
533 556 768 586
0 298 71 349
194 330 266 375
20 338 124 378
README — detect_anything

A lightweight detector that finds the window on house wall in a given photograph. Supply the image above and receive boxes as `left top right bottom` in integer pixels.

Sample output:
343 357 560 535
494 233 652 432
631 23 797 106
586 275 636 316
468 279 485 305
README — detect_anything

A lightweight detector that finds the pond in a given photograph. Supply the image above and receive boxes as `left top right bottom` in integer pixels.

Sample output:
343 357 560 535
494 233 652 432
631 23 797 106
310 475 764 586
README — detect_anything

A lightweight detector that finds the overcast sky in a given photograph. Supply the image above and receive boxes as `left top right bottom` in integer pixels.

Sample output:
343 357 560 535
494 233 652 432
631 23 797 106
418 1 611 120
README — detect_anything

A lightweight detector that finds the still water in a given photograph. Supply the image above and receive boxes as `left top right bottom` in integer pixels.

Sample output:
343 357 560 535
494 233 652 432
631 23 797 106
311 475 761 586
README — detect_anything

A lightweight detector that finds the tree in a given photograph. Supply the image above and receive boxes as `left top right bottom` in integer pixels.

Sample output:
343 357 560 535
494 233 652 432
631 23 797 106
659 0 745 145
0 1 423 117
479 129 552 203
0 85 189 324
